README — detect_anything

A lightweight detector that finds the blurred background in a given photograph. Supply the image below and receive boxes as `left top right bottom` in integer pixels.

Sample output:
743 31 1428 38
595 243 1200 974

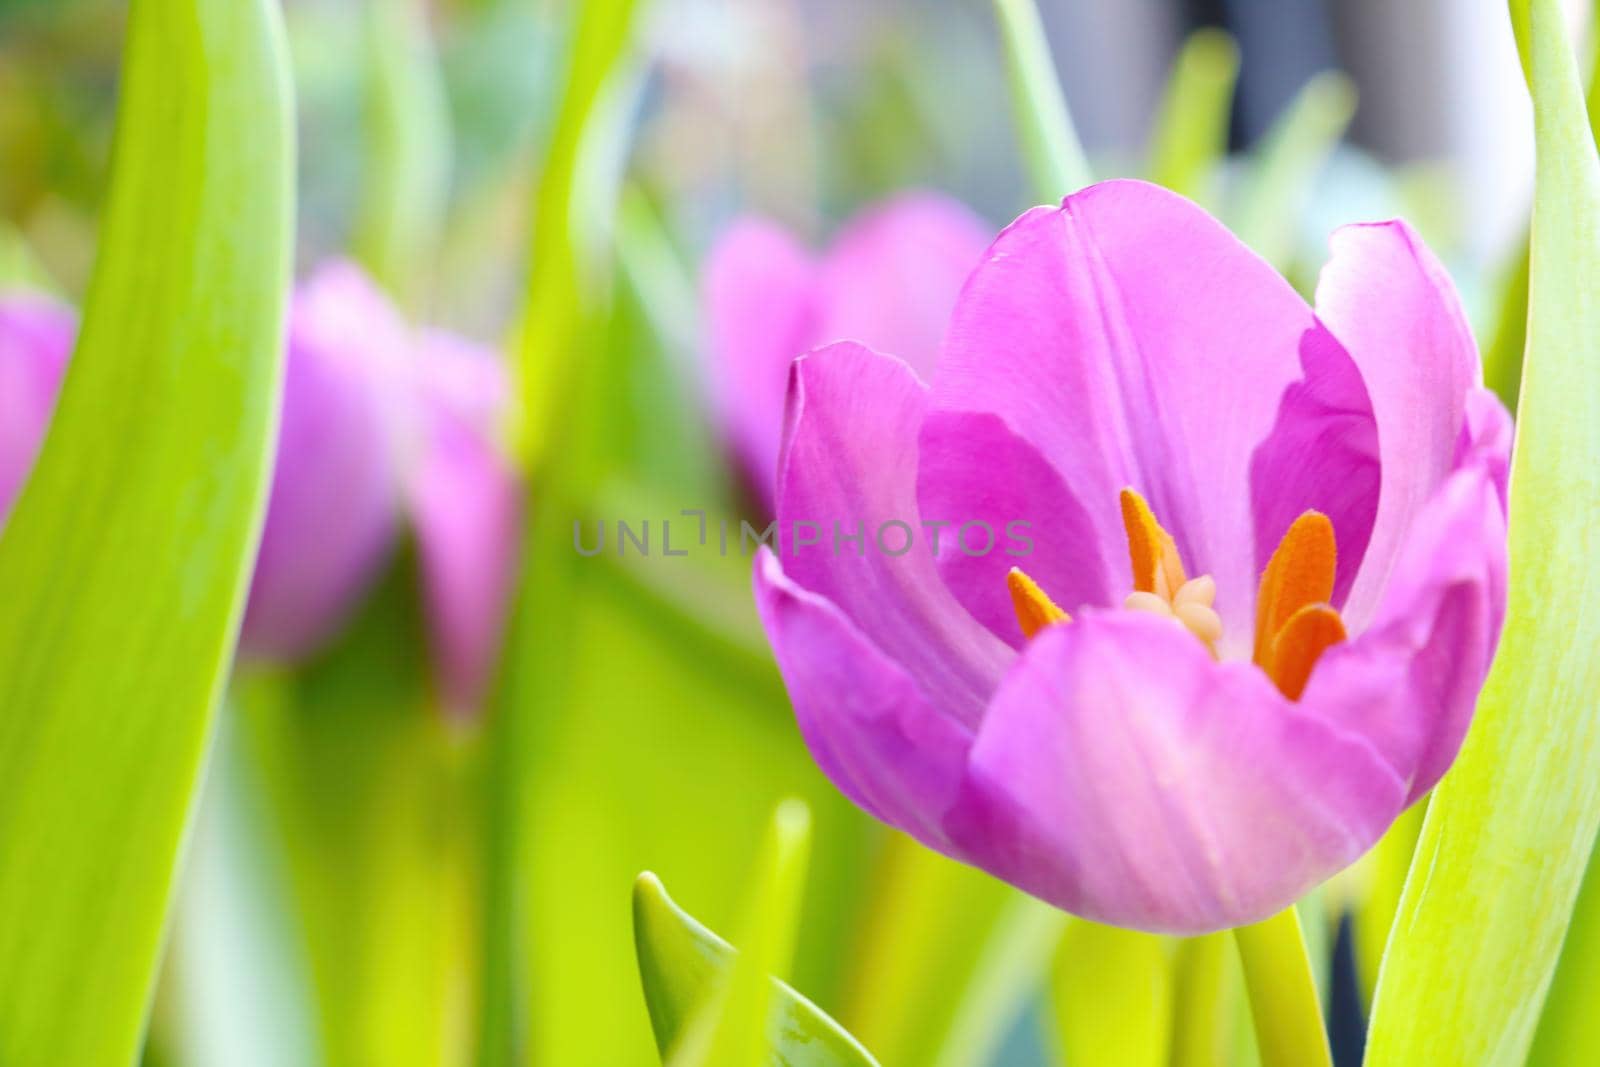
0 1 1579 1065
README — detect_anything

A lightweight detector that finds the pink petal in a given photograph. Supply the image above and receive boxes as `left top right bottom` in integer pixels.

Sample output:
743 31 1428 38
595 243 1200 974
947 611 1407 934
703 219 817 508
1303 389 1510 803
408 330 523 715
240 262 407 661
776 342 1010 728
0 293 74 526
932 181 1377 656
917 409 1115 646
754 548 973 849
1314 220 1483 630
812 191 991 381
704 193 989 509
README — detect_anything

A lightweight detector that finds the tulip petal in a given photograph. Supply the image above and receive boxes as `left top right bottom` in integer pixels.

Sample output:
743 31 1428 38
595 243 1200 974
0 294 74 525
409 330 523 714
1314 220 1483 630
240 263 406 660
703 219 817 507
947 611 1406 933
933 180 1376 653
1302 390 1510 803
917 408 1114 646
754 548 973 849
813 191 990 381
777 342 1010 727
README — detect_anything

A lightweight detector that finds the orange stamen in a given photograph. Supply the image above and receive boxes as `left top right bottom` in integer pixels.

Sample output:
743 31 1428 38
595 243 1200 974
1007 567 1070 639
1252 511 1337 666
1120 487 1187 598
1262 604 1346 700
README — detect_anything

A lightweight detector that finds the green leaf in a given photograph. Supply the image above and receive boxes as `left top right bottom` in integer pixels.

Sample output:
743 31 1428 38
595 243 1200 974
239 551 471 1067
476 3 644 1060
512 0 642 471
1351 801 1425 1007
1169 933 1258 1067
667 799 811 1067
354 0 452 305
1229 71 1356 270
1233 908 1331 1067
837 835 1062 1067
990 0 1092 201
0 0 293 1062
634 868 880 1067
1528 843 1600 1064
1364 2 1600 1063
1146 28 1240 206
1051 922 1173 1067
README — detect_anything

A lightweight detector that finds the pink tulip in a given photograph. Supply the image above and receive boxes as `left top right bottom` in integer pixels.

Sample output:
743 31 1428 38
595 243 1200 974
754 181 1510 933
704 191 991 506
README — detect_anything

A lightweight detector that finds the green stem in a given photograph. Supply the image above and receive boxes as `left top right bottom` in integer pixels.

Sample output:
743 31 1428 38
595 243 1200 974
1233 908 1332 1067
990 0 1092 201
1169 933 1230 1067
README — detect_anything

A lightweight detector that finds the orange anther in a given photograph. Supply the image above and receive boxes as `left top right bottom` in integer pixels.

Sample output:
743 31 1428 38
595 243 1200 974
1007 567 1071 639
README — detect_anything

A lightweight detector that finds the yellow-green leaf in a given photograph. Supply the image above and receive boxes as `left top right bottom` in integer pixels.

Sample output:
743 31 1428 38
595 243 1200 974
0 0 293 1063
1147 28 1240 206
1364 2 1600 1063
991 0 1091 201
633 864 880 1067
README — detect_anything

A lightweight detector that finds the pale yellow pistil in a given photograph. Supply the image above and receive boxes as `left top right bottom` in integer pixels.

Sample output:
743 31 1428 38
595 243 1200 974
1117 487 1223 653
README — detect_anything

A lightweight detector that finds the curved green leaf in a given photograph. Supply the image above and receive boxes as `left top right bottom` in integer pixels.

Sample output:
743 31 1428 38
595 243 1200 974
0 0 294 1063
1365 2 1600 1063
633 870 880 1067
991 0 1091 201
668 799 811 1067
1147 28 1240 206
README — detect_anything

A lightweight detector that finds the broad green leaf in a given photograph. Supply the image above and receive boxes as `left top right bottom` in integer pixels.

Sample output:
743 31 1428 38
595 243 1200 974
1364 2 1600 1063
354 0 452 305
1528 843 1600 1064
1146 28 1239 206
239 552 473 1067
1230 71 1356 270
634 870 880 1067
0 1 292 1064
839 835 1061 1067
1481 0 1600 412
990 0 1091 201
1051 922 1172 1067
667 800 811 1067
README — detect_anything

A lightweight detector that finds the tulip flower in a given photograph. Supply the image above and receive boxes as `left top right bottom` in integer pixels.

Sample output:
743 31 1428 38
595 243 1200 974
407 329 522 714
753 180 1510 934
704 191 990 507
0 265 520 712
239 262 409 660
0 293 73 527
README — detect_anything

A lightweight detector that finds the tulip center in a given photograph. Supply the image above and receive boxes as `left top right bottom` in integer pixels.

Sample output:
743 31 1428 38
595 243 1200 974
1005 488 1347 700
